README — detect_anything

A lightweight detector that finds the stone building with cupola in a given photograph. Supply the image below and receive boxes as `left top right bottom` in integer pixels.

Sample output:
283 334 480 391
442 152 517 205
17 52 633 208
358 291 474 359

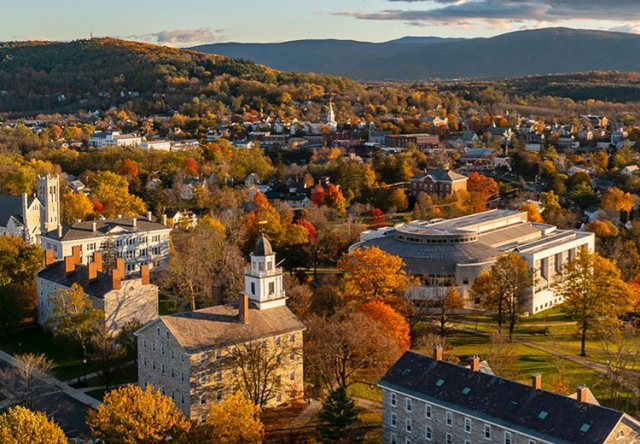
135 235 305 421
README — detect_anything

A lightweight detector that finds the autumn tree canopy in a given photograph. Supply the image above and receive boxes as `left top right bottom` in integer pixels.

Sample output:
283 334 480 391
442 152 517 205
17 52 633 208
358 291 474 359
338 246 414 307
0 406 67 444
357 300 411 350
86 385 193 444
207 392 264 444
557 248 633 357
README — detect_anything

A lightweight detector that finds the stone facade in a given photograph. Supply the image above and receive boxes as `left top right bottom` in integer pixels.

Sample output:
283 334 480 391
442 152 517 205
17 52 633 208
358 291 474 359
379 351 640 444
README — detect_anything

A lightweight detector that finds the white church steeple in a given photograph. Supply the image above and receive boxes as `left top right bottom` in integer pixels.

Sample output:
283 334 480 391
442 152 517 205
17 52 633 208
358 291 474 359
244 235 287 310
327 100 337 133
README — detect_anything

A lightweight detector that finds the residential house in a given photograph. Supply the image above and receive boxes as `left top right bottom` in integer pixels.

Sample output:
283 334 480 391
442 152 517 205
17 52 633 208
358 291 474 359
621 165 640 178
135 236 305 421
379 350 640 444
38 250 158 332
180 177 207 200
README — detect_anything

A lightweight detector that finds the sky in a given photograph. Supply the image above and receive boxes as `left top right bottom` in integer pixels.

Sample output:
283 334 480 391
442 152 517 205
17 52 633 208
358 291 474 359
2 0 640 46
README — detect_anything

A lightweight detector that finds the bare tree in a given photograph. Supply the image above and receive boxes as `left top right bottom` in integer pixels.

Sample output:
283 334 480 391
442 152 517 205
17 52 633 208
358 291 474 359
485 333 519 380
283 274 313 319
305 310 402 389
90 326 126 390
0 353 53 410
421 281 464 336
223 329 300 408
416 333 459 364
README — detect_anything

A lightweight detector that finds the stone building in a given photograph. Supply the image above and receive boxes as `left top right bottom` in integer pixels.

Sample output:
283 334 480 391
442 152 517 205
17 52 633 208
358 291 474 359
354 210 594 315
379 350 640 444
37 249 158 332
135 236 305 421
40 214 171 275
0 174 60 244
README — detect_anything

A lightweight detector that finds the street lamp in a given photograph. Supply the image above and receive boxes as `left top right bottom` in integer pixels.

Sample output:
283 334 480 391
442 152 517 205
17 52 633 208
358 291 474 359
83 359 87 384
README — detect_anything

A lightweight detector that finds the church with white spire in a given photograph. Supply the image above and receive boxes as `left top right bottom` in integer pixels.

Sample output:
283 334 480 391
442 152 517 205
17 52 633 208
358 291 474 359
327 100 338 133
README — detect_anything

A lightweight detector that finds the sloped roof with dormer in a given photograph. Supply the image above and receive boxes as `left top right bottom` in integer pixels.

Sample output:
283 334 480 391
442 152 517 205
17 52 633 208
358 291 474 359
0 195 37 227
379 352 627 444
41 217 169 242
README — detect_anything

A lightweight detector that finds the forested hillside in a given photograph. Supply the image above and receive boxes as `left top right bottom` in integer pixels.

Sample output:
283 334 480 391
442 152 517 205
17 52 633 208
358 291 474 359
0 38 360 114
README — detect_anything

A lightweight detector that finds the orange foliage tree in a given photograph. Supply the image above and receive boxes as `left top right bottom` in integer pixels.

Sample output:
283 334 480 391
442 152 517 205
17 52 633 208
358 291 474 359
338 247 415 308
358 301 411 351
517 202 544 223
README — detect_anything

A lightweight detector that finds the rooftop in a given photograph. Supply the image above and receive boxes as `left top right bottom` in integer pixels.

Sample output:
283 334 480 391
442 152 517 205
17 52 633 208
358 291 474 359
379 352 627 444
41 216 170 242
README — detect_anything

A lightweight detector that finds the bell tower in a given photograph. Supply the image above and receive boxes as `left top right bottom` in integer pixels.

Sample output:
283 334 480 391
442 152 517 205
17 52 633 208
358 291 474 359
37 174 61 234
244 235 287 310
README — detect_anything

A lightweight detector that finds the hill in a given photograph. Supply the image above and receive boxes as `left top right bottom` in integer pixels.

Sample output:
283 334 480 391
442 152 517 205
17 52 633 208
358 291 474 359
191 28 640 81
0 38 360 114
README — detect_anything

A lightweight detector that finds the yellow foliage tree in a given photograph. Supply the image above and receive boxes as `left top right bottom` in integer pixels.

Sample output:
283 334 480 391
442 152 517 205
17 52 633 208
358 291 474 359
0 406 67 444
91 171 146 217
86 385 192 444
207 392 264 444
517 202 543 223
586 220 619 238
61 189 94 225
600 187 634 213
338 247 414 307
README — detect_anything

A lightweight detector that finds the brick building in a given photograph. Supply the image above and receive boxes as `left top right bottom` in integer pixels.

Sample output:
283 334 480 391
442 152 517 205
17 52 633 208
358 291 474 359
385 134 440 151
409 169 468 198
37 249 158 332
135 236 305 420
379 350 640 444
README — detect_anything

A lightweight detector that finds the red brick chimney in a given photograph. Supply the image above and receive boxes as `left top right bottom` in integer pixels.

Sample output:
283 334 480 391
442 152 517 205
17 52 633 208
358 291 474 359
64 256 77 275
470 356 480 372
576 385 588 403
88 261 98 282
71 245 81 264
239 293 249 324
44 249 55 267
434 345 443 361
114 258 125 279
140 264 150 285
111 270 122 290
93 251 103 272
532 374 542 390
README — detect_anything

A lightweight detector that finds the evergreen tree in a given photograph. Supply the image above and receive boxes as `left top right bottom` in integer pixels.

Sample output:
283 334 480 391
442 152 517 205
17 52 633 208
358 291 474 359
317 387 360 444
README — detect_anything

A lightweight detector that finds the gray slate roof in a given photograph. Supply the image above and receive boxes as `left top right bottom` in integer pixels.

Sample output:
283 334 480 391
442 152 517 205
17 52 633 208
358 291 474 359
37 262 115 299
379 352 625 444
411 168 467 183
0 194 35 226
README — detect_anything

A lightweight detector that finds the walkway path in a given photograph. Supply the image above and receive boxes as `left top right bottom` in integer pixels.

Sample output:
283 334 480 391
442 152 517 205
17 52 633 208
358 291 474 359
289 399 322 428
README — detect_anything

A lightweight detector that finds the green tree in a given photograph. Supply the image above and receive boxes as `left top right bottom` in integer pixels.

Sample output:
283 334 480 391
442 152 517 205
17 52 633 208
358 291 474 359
46 283 102 355
0 406 67 444
317 387 360 444
470 252 532 340
207 392 264 444
557 248 633 357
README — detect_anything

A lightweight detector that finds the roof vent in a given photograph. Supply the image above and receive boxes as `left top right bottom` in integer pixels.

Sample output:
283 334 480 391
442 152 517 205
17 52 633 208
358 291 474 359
461 387 471 395
435 379 445 387
538 411 548 420
402 368 412 377
580 424 591 433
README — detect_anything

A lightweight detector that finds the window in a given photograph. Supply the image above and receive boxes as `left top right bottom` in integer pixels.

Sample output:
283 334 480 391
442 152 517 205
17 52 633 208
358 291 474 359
390 393 397 406
180 372 184 382
406 398 412 412
406 419 412 433
152 360 156 370
484 424 492 439
250 282 255 295
216 349 222 360
446 433 452 444
275 336 281 347
143 356 147 366
405 440 412 444
165 331 170 339
290 350 296 360
170 350 174 359
290 370 295 381
160 363 164 374
180 354 185 363
152 343 156 351
466 441 471 444
171 368 175 378
504 431 512 444
200 371 206 383
391 434 397 444
446 411 453 426
181 394 185 404
127 238 135 246
216 368 222 381
390 413 397 428
465 417 472 433
290 334 295 344
143 339 147 349
276 393 282 402
269 282 275 295
126 250 134 259
425 404 432 419
200 354 206 363
425 426 432 441
160 346 164 356
216 390 223 401
528 441 536 444
201 395 206 405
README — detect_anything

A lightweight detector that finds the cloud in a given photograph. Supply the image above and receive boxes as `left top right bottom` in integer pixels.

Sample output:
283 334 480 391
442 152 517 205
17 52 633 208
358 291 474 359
124 27 227 46
332 0 640 26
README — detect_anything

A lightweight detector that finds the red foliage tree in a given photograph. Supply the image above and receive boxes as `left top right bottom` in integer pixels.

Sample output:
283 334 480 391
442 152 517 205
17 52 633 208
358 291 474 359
368 208 386 229
185 158 199 176
310 185 325 207
119 159 139 179
295 219 316 243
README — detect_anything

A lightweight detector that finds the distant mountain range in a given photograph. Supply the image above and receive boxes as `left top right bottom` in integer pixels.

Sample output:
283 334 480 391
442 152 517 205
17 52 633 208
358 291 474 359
191 28 640 81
